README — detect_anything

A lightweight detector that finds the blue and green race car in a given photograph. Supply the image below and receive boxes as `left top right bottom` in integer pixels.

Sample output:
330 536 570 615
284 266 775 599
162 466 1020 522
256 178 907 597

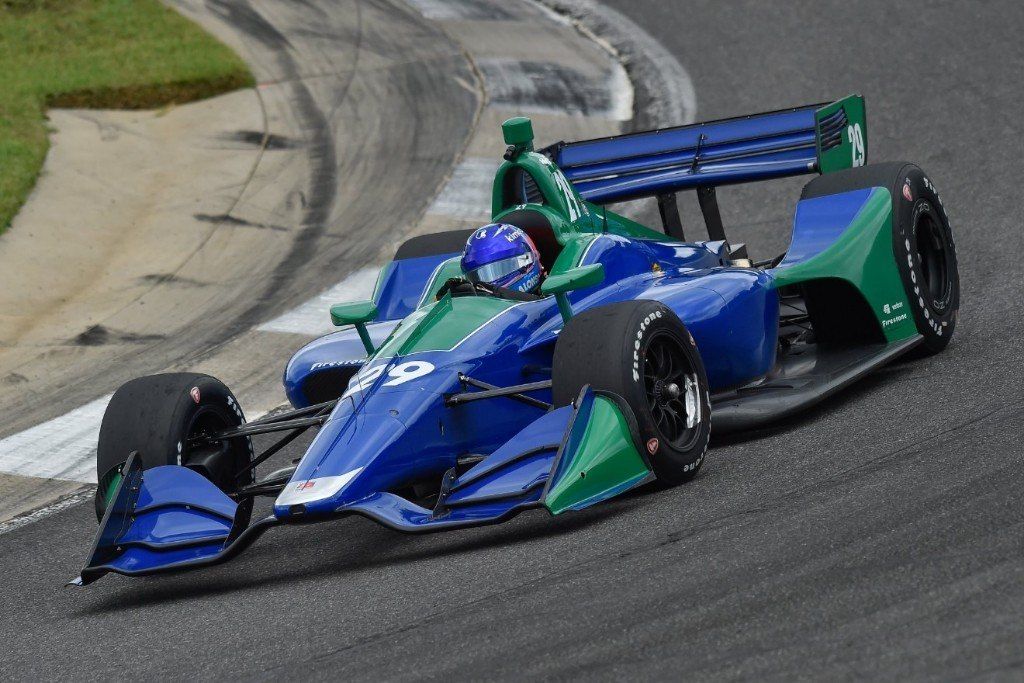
74 95 959 585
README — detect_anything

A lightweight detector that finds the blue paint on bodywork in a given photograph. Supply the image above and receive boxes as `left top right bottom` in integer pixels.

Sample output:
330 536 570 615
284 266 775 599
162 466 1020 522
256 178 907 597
374 252 459 320
78 460 241 580
552 106 822 203
778 189 873 268
272 234 781 523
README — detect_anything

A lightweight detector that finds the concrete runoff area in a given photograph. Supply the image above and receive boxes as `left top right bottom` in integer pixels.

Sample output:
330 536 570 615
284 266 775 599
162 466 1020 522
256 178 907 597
0 0 482 519
0 0 635 523
9 0 1020 679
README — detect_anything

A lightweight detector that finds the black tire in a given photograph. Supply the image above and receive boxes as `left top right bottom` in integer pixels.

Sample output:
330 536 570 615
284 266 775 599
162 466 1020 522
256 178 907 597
802 162 960 354
552 300 711 485
95 373 253 521
394 229 475 260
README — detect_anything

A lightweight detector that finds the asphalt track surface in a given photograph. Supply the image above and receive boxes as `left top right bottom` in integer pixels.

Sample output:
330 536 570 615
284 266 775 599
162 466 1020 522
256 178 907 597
3 1 1024 680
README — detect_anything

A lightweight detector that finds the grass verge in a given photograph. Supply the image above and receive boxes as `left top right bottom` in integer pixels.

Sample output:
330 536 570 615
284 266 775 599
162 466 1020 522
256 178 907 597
0 0 254 232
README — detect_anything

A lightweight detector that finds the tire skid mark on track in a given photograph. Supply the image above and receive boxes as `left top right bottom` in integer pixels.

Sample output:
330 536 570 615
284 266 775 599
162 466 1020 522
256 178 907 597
0 0 692 529
252 0 642 333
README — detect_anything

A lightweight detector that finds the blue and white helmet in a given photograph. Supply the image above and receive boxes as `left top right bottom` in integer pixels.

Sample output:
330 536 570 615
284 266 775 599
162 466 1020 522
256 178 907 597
461 223 543 294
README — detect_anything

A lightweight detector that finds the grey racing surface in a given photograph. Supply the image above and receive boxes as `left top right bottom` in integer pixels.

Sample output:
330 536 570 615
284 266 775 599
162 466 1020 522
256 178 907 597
3 1 1024 680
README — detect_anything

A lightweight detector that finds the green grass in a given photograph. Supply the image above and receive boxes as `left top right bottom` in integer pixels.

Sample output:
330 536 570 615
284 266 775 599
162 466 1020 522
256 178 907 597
0 0 254 231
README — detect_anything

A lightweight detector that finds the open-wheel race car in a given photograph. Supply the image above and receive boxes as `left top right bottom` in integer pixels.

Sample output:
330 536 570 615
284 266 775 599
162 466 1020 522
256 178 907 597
74 95 960 584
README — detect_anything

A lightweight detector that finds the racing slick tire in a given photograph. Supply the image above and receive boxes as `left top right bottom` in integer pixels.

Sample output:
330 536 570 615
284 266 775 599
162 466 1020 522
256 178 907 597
552 300 711 485
94 373 253 521
802 161 960 355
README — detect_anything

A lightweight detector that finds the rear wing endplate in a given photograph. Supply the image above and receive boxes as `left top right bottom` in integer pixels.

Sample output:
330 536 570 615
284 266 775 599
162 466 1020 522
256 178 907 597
543 95 867 205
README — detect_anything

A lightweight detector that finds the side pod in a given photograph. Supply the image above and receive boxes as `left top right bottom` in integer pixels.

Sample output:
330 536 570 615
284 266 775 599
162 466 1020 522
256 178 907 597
71 453 277 586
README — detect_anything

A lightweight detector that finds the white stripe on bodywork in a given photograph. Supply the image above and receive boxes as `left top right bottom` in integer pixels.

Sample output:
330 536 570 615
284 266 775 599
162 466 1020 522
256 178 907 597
258 266 380 336
275 467 364 506
0 395 112 483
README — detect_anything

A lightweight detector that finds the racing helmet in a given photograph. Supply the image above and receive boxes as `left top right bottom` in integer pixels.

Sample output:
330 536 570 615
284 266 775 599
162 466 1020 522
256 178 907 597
460 223 543 294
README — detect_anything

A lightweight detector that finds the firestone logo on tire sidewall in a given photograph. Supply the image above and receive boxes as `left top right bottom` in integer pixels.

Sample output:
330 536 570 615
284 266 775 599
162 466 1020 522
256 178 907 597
632 310 663 382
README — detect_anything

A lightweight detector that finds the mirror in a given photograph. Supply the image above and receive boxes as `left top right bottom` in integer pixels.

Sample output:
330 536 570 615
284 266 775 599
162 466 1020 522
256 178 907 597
330 301 378 354
540 264 604 322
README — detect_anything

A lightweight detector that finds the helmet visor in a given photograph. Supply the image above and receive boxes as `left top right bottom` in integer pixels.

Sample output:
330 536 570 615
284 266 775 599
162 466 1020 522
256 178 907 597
465 253 532 285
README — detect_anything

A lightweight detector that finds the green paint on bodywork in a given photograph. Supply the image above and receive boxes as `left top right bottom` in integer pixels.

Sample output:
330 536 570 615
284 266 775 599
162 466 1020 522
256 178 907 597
816 94 867 174
415 256 463 308
548 234 598 274
545 395 651 515
490 117 673 247
370 294 517 357
584 201 667 240
102 471 122 508
492 148 593 229
773 187 916 342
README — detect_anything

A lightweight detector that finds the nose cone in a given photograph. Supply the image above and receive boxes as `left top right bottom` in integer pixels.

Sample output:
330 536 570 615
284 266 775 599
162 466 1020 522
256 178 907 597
273 407 408 518
274 361 462 519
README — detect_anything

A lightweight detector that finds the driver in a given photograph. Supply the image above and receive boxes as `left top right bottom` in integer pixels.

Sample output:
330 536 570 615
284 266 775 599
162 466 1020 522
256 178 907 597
459 223 544 295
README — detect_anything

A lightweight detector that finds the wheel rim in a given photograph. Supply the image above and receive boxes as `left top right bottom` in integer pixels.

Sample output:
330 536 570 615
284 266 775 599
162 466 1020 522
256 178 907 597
185 407 239 488
642 332 703 450
914 208 952 312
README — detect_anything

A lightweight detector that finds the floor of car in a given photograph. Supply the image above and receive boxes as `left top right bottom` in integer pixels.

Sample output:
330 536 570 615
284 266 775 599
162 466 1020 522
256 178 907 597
710 336 923 434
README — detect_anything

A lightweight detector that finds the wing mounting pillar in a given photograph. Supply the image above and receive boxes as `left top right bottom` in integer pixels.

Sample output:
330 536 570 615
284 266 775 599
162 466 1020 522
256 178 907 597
696 186 726 242
656 192 685 241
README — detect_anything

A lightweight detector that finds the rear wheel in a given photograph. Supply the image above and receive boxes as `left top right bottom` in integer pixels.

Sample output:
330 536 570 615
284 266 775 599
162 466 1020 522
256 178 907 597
893 169 959 354
802 161 960 354
95 373 253 521
552 300 711 484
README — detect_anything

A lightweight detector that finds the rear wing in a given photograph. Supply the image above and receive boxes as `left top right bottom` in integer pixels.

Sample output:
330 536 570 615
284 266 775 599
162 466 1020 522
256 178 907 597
543 95 867 205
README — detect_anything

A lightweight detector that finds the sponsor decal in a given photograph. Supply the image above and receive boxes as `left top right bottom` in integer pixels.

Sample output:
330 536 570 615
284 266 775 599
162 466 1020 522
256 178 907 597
683 453 704 473
631 310 663 382
646 438 659 455
882 301 904 315
297 481 316 491
189 386 201 404
881 313 909 328
902 182 913 202
310 360 362 371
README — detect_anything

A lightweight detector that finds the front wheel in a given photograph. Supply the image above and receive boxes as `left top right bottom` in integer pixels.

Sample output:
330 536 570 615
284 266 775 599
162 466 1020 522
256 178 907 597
552 300 711 485
95 373 253 521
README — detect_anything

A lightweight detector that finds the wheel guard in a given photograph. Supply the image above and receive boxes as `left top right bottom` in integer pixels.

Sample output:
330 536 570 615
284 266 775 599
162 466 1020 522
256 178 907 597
71 453 276 586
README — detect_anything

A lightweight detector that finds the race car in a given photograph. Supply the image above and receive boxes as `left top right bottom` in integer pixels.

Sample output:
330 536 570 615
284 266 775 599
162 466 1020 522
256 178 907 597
73 95 959 585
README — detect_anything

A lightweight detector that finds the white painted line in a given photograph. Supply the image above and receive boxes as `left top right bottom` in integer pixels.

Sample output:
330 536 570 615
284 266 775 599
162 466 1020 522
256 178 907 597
404 0 517 21
0 395 112 483
257 266 380 336
477 58 631 121
427 157 500 219
606 55 633 122
0 489 93 537
535 0 697 125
